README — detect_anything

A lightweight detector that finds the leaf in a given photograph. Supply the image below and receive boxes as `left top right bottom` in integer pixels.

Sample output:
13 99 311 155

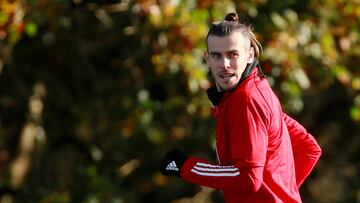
25 21 38 37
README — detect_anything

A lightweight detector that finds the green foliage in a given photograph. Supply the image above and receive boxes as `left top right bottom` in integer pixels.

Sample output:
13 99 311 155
0 0 359 203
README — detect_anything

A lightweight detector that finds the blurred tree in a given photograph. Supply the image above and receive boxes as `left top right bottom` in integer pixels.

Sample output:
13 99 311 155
0 0 359 203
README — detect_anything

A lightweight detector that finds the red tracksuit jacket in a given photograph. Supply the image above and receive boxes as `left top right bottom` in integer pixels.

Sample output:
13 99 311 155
180 68 322 203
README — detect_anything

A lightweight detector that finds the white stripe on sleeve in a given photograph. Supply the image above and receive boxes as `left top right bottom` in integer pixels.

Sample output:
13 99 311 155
193 166 238 172
190 162 240 177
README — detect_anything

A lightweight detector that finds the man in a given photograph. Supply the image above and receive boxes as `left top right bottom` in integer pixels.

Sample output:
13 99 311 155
160 13 322 203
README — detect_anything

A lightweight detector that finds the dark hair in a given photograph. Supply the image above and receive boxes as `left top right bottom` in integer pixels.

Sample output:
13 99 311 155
206 12 262 58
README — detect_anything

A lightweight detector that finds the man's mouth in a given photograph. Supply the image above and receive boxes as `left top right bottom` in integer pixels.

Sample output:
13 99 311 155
218 72 236 81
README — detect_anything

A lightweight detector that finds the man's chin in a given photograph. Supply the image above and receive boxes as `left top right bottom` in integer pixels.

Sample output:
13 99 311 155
218 83 237 91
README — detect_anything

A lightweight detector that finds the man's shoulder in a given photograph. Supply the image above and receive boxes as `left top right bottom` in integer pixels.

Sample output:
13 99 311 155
227 84 266 108
227 75 278 113
233 74 270 99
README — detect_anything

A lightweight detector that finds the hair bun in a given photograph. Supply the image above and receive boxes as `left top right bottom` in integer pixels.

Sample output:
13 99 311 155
224 12 239 22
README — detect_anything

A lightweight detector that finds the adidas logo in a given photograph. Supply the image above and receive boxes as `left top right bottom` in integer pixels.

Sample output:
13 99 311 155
166 161 179 171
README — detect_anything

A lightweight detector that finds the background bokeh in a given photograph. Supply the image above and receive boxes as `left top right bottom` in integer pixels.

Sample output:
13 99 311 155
0 0 359 202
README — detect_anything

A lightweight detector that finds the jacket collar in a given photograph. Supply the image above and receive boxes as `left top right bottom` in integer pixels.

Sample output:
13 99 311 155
206 59 265 106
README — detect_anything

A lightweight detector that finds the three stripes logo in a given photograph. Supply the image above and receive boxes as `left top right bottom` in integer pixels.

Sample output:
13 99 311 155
166 161 179 171
191 162 240 177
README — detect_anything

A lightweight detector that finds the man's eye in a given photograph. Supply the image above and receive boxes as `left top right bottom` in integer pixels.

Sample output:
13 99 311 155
211 54 220 59
230 53 238 58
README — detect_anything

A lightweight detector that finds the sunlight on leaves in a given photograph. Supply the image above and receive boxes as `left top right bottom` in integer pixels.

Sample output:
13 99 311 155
118 159 140 177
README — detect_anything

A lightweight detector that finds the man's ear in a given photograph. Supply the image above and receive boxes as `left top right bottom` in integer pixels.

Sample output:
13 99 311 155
204 51 209 64
247 47 255 64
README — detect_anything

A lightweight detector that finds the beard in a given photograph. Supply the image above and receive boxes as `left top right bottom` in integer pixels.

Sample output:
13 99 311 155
214 71 240 91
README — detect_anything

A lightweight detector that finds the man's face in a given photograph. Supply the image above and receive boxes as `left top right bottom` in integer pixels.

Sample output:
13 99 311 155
205 32 254 91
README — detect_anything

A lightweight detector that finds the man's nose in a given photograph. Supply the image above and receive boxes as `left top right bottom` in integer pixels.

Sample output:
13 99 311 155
219 57 231 68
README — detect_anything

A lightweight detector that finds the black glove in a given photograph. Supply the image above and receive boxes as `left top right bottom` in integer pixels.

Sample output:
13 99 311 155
161 148 188 177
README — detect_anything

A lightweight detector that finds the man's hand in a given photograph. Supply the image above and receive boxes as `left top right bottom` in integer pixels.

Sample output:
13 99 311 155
161 149 188 177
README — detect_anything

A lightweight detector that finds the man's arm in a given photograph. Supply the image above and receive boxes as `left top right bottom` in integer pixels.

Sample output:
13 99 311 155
181 157 263 193
161 149 263 193
283 113 322 187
